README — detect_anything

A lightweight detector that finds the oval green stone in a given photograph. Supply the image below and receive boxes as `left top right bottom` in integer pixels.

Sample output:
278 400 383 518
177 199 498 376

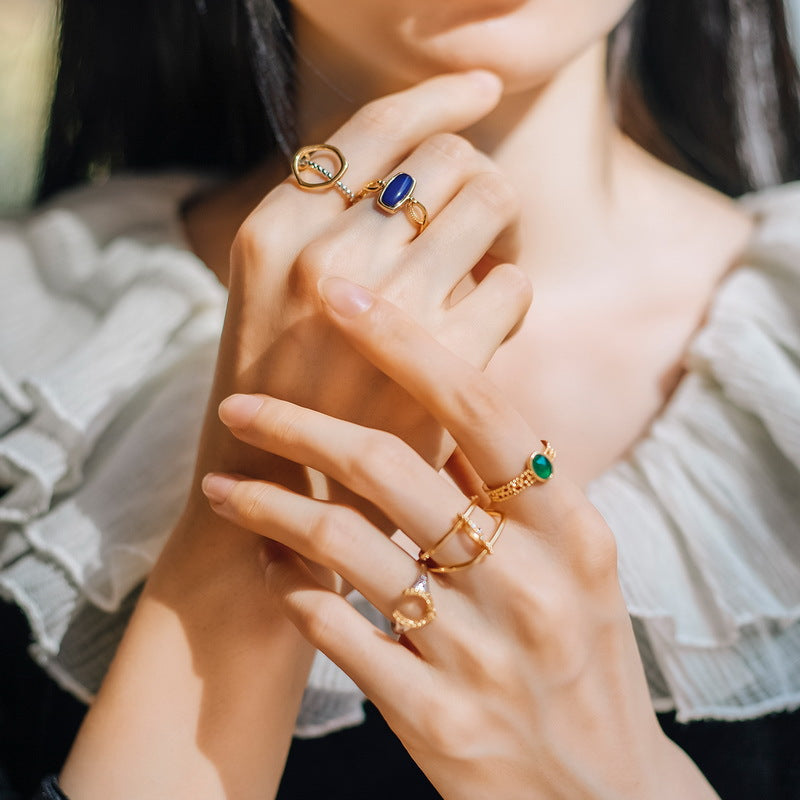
530 453 553 480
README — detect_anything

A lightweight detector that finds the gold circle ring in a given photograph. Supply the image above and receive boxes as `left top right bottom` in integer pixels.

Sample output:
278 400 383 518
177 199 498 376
291 144 355 203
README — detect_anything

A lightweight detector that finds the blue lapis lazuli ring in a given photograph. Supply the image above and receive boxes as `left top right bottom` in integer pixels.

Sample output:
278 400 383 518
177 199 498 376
356 172 429 235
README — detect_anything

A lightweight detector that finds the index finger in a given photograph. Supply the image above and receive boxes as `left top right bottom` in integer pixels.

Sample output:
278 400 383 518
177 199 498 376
260 70 503 218
316 276 587 525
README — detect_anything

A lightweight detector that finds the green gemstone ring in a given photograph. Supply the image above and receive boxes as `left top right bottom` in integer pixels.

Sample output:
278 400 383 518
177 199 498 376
483 440 556 504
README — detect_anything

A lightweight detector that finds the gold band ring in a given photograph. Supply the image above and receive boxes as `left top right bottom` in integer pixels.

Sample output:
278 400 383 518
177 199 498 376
291 144 355 203
483 441 556 504
391 566 436 635
419 496 506 574
355 172 428 235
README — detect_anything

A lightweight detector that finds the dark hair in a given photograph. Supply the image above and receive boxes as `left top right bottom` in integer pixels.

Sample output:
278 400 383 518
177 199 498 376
39 0 800 201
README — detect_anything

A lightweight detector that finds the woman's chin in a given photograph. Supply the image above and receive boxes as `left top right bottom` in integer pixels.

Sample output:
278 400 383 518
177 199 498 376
396 13 602 94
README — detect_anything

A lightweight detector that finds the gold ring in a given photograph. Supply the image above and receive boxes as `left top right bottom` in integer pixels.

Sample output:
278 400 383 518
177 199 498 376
391 566 436 634
291 144 355 203
483 441 556 504
418 496 506 574
355 172 428 235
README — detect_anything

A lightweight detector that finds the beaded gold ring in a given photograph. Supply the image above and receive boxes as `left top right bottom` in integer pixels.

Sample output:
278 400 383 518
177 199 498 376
483 441 556 504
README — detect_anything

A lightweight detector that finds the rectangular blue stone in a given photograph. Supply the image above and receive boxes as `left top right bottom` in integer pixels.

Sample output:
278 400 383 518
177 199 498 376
378 172 415 212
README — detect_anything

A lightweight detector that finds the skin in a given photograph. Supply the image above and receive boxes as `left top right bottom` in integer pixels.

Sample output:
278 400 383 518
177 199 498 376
60 0 752 796
204 280 718 799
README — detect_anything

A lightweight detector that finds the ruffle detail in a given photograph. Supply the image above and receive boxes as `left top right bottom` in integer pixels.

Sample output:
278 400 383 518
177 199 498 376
4 175 800 738
587 182 800 722
0 174 225 699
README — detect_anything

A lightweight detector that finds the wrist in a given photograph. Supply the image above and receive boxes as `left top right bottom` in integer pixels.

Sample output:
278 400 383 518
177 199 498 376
61 506 313 800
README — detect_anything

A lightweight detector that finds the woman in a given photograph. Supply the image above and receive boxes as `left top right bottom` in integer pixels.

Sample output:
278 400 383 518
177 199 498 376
2 0 799 797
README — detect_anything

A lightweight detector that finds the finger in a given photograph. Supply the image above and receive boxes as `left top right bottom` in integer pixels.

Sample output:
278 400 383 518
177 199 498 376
264 547 431 726
201 471 422 621
322 71 503 206
341 133 496 248
408 171 521 294
216 397 498 569
441 263 532 368
316 279 585 521
261 71 503 223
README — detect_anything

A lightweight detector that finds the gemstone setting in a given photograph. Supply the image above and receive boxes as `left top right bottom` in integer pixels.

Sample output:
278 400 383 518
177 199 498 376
530 453 553 481
378 172 415 212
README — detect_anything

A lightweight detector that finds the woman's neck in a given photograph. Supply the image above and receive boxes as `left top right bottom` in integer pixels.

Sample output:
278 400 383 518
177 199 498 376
292 22 634 289
186 17 751 292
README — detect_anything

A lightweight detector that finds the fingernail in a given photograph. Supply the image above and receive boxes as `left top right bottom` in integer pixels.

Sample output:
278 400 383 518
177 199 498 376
201 473 238 504
218 394 264 429
318 276 374 317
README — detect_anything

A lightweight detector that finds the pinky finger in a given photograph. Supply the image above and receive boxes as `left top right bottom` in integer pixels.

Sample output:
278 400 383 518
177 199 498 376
265 547 427 714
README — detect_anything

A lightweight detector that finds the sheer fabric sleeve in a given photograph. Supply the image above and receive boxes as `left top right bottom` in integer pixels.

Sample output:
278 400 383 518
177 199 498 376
0 176 225 700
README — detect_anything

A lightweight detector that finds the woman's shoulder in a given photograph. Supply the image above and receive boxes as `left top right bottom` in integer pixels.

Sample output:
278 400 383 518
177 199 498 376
587 180 800 728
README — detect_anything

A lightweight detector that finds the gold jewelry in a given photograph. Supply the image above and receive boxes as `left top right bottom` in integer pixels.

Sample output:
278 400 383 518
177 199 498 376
355 172 428 235
483 441 556 504
419 496 506 574
291 144 355 203
391 566 436 634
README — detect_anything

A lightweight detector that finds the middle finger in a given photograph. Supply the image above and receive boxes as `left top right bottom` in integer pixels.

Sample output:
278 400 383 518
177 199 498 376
218 393 501 571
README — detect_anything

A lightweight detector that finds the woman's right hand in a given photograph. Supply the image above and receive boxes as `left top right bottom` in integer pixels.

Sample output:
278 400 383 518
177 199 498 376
60 72 532 800
192 70 530 517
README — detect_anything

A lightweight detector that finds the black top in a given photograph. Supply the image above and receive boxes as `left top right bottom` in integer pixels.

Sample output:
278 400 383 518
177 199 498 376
2 600 798 800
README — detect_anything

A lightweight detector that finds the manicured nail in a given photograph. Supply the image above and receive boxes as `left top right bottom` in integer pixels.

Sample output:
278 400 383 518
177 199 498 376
318 276 374 317
201 473 238 504
218 394 264 429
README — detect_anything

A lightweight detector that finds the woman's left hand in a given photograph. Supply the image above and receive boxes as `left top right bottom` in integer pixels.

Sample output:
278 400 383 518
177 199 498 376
201 277 719 800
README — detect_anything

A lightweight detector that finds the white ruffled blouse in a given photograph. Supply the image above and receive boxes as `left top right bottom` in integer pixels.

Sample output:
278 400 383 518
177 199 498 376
1 175 799 736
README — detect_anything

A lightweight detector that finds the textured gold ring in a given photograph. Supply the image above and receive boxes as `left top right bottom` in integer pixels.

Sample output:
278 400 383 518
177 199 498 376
418 496 506 574
391 566 436 635
291 144 355 203
355 172 428 235
483 441 556 504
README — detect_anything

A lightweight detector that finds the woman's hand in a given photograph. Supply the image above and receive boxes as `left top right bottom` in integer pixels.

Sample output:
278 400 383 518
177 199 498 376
192 69 528 524
58 73 530 800
202 278 720 800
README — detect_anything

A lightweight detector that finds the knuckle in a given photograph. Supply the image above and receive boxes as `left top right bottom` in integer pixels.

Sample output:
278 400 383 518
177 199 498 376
564 505 620 585
501 264 534 310
449 374 503 430
467 171 519 215
231 210 281 269
525 585 578 650
422 132 475 163
347 431 411 493
307 507 357 567
238 482 272 525
354 96 409 141
289 232 356 300
268 404 308 449
301 594 338 646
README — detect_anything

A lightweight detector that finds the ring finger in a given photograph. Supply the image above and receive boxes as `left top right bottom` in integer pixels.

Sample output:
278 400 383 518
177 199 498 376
217 394 501 574
201 473 467 658
261 70 503 230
